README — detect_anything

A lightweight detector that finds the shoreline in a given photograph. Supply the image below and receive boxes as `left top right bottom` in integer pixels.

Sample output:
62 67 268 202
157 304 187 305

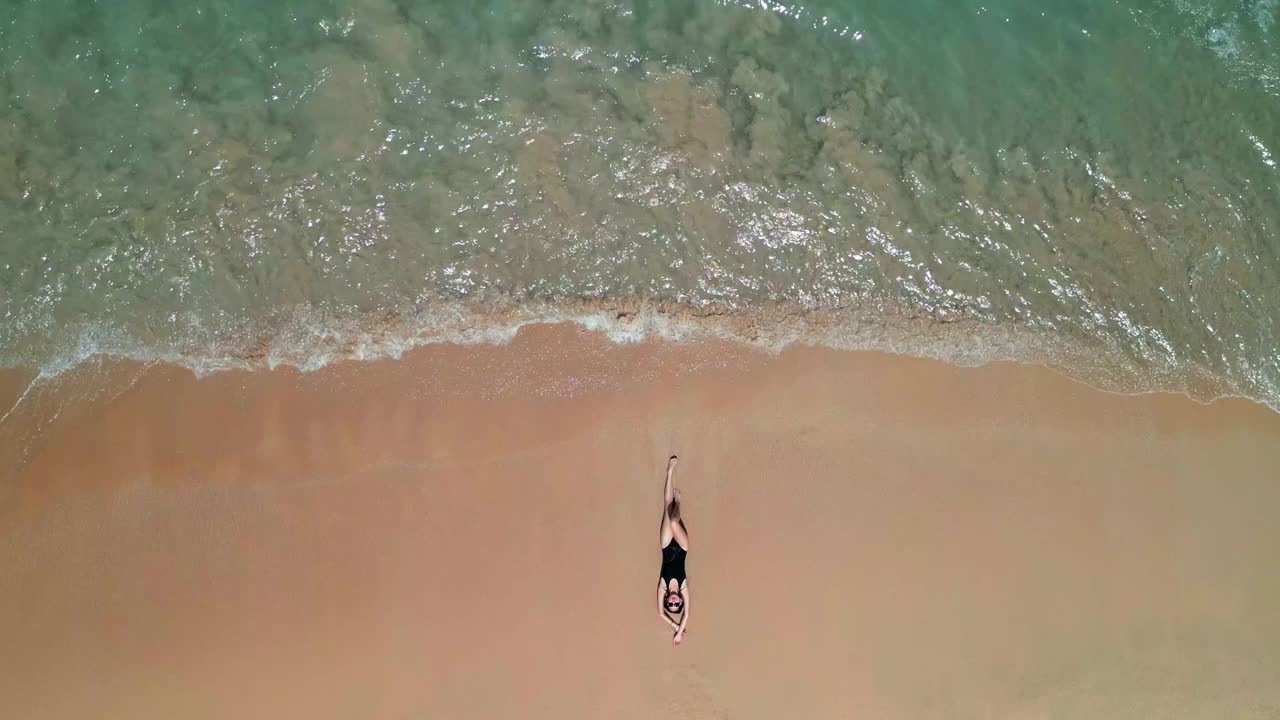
3 324 1280 718
3 299 1275 419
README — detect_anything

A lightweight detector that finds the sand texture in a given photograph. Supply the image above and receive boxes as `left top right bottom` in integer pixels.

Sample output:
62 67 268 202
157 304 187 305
2 324 1280 719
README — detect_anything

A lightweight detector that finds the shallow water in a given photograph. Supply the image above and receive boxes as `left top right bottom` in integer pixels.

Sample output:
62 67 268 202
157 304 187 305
1 0 1277 406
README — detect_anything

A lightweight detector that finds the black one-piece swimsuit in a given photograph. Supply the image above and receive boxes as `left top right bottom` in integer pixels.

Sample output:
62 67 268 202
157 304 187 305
660 538 687 585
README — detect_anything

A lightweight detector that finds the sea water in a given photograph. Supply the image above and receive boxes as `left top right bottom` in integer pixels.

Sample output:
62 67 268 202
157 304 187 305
1 0 1277 406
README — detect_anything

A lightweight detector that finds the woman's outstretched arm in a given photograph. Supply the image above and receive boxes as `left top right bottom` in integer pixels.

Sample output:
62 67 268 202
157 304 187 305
674 584 690 643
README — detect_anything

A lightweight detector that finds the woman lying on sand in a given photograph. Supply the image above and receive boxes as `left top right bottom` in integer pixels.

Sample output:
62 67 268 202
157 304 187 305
657 455 690 644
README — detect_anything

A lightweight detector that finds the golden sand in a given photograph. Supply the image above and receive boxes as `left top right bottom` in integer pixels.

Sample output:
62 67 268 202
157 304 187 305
2 324 1279 718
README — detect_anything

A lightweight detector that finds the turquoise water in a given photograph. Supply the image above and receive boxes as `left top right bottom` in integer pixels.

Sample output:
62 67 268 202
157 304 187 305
1 0 1278 406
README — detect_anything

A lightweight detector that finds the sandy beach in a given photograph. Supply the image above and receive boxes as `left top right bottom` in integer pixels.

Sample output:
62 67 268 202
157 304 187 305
2 323 1279 719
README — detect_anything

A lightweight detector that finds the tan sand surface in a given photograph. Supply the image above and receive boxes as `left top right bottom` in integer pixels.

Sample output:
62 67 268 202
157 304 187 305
2 324 1279 719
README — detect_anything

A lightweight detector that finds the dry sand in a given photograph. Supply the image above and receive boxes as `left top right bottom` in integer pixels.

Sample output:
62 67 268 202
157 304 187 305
2 323 1279 719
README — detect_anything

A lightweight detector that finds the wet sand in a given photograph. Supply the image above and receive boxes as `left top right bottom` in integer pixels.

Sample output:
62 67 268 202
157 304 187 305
2 324 1279 719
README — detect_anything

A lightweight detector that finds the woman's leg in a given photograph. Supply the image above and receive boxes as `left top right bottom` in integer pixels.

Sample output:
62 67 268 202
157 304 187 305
665 458 690 550
670 492 690 550
659 456 677 547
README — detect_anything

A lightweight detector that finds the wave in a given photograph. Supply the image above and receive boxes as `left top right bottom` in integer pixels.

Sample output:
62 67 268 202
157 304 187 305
3 298 1273 415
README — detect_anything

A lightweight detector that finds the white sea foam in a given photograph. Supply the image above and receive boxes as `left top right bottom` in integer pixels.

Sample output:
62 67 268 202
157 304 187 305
4 299 1274 419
